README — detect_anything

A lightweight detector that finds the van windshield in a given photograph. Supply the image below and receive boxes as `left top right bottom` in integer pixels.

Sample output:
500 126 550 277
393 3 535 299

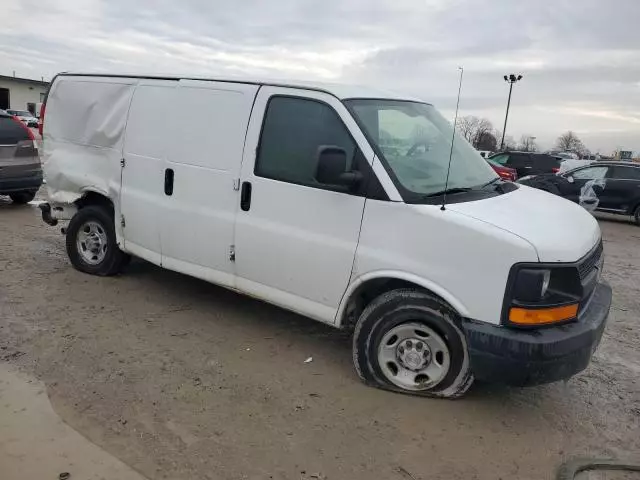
345 99 497 201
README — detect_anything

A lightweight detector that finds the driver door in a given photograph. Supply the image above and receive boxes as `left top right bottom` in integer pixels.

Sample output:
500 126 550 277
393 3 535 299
233 87 375 324
564 165 610 208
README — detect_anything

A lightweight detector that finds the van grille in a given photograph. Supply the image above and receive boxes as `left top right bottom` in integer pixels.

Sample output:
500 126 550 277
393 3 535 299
578 241 603 280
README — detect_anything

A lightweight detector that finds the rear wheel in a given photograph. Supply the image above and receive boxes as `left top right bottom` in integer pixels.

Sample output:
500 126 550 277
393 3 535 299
633 205 640 226
66 205 129 276
9 191 36 204
353 289 473 398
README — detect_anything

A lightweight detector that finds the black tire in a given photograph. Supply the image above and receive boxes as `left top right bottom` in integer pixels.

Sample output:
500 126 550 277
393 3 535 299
66 205 128 276
353 289 473 399
633 205 640 226
9 191 36 204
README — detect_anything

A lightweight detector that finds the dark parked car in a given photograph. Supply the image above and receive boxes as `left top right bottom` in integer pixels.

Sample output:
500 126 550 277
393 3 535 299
489 151 562 178
519 162 640 224
0 109 42 204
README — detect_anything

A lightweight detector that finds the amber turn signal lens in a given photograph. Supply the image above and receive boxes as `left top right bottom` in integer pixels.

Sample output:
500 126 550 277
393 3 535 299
509 304 579 325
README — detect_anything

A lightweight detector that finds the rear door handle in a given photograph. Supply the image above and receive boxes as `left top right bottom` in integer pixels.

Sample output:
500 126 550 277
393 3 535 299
164 168 174 196
240 181 252 211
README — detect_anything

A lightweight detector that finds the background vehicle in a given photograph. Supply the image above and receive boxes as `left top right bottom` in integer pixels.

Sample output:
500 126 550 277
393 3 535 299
557 158 594 174
477 150 493 158
520 162 640 224
6 109 38 128
0 109 42 203
486 157 517 181
40 73 610 398
489 151 562 178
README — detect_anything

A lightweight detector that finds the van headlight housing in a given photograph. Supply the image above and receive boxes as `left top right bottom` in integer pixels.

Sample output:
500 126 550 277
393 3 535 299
505 266 582 326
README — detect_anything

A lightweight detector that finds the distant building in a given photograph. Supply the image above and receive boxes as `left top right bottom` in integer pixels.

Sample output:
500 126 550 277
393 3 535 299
0 74 49 116
618 150 634 161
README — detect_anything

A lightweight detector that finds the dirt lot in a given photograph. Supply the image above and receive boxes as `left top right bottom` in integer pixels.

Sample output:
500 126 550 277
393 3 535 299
0 194 638 480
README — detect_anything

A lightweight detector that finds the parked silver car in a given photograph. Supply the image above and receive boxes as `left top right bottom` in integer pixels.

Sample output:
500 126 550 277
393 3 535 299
6 109 39 128
0 109 42 203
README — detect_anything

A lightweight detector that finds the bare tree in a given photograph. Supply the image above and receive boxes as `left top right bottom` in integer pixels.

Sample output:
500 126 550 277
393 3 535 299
518 134 538 152
457 116 480 144
472 118 494 149
556 131 586 154
476 131 497 151
495 132 516 151
457 116 496 149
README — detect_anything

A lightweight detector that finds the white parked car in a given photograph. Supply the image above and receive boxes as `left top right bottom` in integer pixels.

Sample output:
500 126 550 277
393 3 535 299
39 73 611 398
6 109 38 128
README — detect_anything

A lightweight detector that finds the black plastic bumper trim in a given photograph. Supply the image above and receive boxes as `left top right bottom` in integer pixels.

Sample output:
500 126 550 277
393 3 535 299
461 281 611 386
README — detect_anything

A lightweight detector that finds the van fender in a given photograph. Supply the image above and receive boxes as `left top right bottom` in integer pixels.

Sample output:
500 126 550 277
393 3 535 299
77 187 124 245
335 270 471 327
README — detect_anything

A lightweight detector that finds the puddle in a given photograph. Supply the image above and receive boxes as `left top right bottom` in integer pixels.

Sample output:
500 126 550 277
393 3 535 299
0 363 148 480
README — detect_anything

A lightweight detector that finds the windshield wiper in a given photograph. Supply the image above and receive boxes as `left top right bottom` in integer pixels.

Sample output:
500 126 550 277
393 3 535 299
422 187 472 198
480 177 502 188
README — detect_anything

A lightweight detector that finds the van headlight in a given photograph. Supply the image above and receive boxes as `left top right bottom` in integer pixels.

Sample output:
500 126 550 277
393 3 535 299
505 266 582 326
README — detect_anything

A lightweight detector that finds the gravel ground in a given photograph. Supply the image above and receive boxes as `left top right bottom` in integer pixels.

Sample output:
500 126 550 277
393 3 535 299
0 193 638 480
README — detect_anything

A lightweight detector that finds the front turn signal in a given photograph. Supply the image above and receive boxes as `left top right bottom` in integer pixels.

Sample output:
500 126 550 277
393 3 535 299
509 304 579 325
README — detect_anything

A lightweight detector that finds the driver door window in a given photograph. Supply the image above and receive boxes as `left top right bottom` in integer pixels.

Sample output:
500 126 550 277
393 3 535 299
255 96 358 192
572 166 608 180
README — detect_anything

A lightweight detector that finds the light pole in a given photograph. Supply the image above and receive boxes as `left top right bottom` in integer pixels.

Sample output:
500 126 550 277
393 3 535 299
500 73 523 150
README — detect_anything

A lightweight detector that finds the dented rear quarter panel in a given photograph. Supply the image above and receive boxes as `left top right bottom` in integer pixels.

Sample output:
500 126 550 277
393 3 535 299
42 75 137 241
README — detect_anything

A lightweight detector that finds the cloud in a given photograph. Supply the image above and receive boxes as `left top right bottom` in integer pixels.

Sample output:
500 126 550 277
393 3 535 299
0 0 638 152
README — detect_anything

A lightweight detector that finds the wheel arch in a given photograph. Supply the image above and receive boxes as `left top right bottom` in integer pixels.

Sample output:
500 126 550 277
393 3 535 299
74 189 114 212
628 197 640 216
336 271 470 329
71 189 125 245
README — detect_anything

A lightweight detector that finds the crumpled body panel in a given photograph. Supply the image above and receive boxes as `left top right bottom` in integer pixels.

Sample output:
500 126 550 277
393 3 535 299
42 76 136 204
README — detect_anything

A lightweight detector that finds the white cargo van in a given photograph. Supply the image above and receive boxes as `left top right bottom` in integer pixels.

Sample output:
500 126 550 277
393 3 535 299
39 73 611 398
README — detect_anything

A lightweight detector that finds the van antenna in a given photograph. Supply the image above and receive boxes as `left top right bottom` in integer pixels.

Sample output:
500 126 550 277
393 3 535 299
441 66 464 211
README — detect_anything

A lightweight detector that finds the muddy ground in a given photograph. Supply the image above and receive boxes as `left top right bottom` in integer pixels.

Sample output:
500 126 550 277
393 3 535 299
0 193 638 480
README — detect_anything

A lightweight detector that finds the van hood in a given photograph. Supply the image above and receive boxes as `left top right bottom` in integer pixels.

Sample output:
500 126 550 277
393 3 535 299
447 184 600 262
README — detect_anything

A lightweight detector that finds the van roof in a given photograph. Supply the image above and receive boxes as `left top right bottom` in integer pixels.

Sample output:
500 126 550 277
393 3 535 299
55 72 424 103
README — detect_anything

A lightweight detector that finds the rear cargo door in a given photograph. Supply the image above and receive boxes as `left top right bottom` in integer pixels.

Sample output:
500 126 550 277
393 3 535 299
121 79 178 264
159 80 259 288
601 165 640 212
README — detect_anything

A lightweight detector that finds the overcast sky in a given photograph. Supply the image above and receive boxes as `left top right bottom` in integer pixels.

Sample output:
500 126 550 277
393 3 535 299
2 0 638 153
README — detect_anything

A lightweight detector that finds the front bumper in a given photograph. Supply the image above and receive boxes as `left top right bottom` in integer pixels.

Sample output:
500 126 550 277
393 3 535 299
461 281 611 386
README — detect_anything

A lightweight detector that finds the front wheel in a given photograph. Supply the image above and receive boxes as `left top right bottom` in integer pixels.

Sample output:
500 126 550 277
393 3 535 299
66 205 129 276
353 289 473 398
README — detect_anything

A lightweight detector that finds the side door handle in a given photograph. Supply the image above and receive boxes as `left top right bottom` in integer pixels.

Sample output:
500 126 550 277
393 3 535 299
240 181 252 211
164 168 174 196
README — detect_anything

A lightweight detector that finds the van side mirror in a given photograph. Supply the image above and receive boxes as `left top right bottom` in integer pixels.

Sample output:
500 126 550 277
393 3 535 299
315 145 363 189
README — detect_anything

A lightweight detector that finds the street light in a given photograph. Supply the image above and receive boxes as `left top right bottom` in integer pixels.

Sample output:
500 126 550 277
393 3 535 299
500 73 523 150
